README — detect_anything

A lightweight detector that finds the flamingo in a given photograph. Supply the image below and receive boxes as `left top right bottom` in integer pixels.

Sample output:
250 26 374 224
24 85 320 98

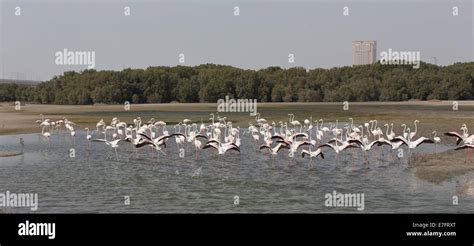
174 123 186 149
370 120 378 136
385 123 395 141
203 140 240 155
401 124 408 139
320 119 330 133
460 125 474 144
192 132 207 160
392 129 434 149
36 114 52 128
445 125 473 145
182 119 192 125
446 125 474 162
95 119 105 134
349 137 391 163
288 114 302 130
85 127 92 147
68 126 76 145
91 139 121 160
391 128 434 164
260 143 289 156
409 120 419 139
301 148 324 159
41 125 51 140
432 131 441 152
255 113 267 125
349 118 360 133
318 140 358 154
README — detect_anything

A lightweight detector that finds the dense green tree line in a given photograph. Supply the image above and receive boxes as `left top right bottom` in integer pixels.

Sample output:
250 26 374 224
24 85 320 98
1 62 473 104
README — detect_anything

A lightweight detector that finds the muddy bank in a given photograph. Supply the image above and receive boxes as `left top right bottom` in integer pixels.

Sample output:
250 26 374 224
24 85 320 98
413 149 474 184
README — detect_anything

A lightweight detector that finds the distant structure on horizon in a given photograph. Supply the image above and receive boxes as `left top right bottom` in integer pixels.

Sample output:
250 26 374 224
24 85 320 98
352 40 377 66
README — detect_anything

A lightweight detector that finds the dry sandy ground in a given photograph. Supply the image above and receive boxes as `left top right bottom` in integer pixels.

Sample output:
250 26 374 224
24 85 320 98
1 101 473 183
413 149 474 184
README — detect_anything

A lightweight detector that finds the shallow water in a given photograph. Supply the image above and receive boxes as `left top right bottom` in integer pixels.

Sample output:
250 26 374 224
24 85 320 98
0 130 473 213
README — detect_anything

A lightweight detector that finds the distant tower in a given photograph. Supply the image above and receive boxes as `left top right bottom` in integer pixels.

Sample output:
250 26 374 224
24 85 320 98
352 41 377 65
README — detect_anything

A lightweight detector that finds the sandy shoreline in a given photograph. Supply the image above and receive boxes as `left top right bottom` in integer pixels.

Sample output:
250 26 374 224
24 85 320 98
413 149 474 184
2 100 473 131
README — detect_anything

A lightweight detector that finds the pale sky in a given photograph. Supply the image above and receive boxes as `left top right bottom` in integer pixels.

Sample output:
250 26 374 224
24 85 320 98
0 0 472 81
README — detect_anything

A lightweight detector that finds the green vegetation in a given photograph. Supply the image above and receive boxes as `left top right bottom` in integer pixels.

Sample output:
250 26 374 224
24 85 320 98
1 62 473 104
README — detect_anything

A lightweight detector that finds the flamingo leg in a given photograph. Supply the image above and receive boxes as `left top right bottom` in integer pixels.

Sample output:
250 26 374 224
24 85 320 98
467 148 471 161
408 148 412 167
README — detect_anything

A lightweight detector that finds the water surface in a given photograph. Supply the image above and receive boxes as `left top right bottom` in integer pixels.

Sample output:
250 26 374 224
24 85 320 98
0 130 473 213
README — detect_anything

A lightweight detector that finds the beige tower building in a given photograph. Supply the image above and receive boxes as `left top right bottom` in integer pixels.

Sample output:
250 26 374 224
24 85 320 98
352 41 377 65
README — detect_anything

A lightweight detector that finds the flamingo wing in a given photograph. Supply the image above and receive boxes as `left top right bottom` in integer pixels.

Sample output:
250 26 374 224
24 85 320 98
301 149 310 158
91 139 108 143
327 138 343 145
270 135 285 141
292 133 308 140
454 144 474 151
195 134 208 139
317 143 336 151
277 143 290 151
225 146 241 153
348 139 363 146
444 132 463 145
341 143 359 151
259 144 271 150
137 132 152 141
296 141 312 149
391 136 408 146
135 140 155 148
376 139 393 147
206 139 221 145
316 150 325 159
414 138 434 148
202 143 218 151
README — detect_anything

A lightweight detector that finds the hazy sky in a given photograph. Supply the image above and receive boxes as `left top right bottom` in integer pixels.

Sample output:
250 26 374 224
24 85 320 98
0 0 472 81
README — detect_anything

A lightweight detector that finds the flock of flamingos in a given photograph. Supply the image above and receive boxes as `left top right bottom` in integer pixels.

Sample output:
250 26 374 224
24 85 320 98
34 113 474 164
